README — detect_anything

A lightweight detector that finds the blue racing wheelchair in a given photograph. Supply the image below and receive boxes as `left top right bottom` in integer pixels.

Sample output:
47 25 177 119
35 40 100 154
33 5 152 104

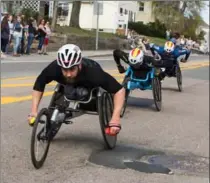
120 64 162 117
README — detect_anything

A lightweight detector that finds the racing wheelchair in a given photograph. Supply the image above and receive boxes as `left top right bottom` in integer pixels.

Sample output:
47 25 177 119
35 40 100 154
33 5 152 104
120 63 162 117
160 55 183 92
30 84 117 169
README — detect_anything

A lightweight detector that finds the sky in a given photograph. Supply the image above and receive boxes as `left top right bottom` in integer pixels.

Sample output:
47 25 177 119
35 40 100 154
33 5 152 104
201 1 209 25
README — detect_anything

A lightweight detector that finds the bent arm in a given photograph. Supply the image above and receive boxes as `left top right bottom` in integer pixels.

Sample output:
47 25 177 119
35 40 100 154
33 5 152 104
31 90 43 115
30 61 57 115
92 69 125 123
111 87 125 122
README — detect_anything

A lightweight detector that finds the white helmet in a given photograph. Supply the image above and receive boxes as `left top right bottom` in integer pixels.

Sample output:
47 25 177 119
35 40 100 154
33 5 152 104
164 41 175 53
57 44 82 69
128 48 144 68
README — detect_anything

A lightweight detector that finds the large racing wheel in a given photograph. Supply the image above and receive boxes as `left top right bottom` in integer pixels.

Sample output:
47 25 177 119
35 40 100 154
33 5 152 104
120 76 130 117
152 77 162 111
176 65 182 92
98 90 117 149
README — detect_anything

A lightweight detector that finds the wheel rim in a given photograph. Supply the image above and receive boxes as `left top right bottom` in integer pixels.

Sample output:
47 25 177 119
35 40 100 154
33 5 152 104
34 116 49 161
103 93 116 148
31 109 50 168
120 76 130 117
176 67 182 91
153 78 162 110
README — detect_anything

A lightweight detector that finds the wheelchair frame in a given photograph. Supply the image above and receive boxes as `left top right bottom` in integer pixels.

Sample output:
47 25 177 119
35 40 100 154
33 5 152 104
120 65 162 117
30 84 117 169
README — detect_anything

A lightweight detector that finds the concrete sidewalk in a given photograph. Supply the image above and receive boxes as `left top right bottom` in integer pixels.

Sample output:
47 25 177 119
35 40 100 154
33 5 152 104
1 50 123 62
1 49 203 63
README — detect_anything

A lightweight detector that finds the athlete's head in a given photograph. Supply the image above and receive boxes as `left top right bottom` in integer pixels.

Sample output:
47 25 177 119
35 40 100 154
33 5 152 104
57 44 82 83
128 48 144 69
164 41 175 53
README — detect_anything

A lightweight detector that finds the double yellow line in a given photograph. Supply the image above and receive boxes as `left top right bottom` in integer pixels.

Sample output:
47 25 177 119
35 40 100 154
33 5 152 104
1 61 209 105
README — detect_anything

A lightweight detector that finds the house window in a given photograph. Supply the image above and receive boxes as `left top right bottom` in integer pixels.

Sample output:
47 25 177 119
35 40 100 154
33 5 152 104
120 7 123 14
139 2 144 11
124 9 127 15
58 2 69 17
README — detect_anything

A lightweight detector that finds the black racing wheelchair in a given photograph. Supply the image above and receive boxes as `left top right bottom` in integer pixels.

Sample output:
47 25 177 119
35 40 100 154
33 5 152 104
30 84 117 169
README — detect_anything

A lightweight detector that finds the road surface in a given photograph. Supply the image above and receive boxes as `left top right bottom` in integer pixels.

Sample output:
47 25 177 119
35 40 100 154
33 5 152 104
1 54 209 183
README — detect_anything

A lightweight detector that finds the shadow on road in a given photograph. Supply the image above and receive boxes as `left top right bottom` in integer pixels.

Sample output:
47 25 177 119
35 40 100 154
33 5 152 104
52 132 103 148
126 96 156 111
162 86 179 92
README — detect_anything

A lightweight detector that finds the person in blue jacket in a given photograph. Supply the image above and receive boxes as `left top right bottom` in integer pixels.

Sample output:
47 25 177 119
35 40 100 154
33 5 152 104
149 34 191 80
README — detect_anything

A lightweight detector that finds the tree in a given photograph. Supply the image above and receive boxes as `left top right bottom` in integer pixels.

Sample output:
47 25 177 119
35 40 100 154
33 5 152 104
151 1 206 37
51 1 58 31
69 1 81 28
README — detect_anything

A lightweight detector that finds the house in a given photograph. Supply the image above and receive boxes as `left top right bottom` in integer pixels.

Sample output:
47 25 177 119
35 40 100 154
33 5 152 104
135 1 155 24
57 1 138 34
1 1 137 34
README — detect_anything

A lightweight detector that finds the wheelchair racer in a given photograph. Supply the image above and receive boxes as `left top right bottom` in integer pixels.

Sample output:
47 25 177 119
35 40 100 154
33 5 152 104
149 40 191 80
114 47 158 80
28 44 125 135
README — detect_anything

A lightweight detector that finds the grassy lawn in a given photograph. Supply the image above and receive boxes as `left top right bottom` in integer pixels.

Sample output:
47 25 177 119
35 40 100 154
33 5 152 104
147 36 166 46
55 26 118 38
55 26 166 45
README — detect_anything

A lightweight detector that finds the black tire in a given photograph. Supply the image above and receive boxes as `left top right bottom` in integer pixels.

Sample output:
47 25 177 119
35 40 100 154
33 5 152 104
176 65 182 92
30 108 51 169
98 91 117 149
120 76 130 117
152 77 162 111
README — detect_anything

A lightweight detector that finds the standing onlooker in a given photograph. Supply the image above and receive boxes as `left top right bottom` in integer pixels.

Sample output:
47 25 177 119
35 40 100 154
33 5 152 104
1 15 10 54
18 14 27 55
13 15 23 56
166 29 171 40
42 21 51 55
6 14 14 54
37 19 47 54
25 18 37 55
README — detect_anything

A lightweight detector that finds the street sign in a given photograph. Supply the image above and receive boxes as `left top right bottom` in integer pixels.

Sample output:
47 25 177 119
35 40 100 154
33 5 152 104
93 1 103 15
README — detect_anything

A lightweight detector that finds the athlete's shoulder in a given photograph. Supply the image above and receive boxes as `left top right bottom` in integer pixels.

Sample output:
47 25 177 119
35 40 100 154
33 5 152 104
81 57 101 68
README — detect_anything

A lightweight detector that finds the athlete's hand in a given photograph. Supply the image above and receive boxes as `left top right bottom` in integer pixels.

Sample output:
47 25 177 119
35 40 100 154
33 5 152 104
28 112 37 126
106 119 121 136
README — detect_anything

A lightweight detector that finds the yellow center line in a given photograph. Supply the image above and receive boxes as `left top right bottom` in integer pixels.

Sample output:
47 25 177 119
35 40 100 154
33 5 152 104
1 78 123 105
1 62 209 105
1 61 209 82
1 91 54 105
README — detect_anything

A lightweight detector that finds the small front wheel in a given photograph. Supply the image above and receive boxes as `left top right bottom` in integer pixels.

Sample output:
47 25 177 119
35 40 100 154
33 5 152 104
30 108 51 169
152 77 162 111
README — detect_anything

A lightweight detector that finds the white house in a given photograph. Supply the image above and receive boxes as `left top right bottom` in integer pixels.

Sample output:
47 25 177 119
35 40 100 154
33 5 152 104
1 1 137 34
57 1 138 34
135 1 155 24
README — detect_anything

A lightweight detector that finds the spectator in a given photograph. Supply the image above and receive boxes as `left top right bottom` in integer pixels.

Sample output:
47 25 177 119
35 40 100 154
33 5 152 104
166 29 171 40
18 14 27 54
13 15 23 56
42 21 51 55
180 35 186 46
37 19 47 54
6 14 14 54
1 15 10 54
25 18 37 55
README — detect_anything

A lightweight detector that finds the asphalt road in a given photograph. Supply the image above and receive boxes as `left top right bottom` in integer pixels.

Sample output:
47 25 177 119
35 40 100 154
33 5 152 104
1 54 209 183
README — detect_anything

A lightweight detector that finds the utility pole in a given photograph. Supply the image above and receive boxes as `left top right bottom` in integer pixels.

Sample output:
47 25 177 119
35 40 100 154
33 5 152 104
95 1 99 50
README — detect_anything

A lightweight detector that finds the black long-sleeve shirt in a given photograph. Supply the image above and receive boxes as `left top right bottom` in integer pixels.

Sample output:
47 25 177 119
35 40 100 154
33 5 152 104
33 58 122 94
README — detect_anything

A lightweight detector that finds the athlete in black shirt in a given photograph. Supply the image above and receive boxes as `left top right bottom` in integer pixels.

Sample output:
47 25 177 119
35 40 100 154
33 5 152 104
28 44 125 135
